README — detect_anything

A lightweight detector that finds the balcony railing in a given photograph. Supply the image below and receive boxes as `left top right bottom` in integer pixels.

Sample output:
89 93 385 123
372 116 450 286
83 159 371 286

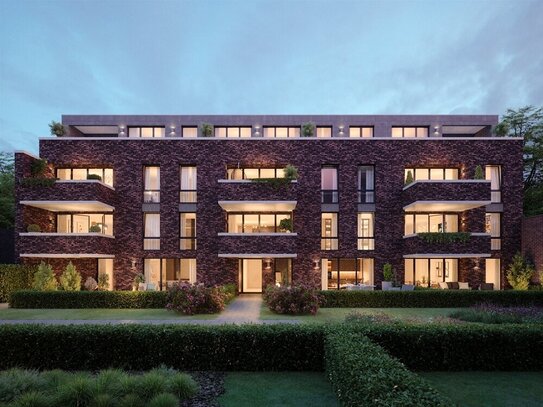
357 189 375 204
143 190 160 203
179 237 197 250
321 237 338 250
180 190 197 203
357 237 375 250
144 237 160 250
321 190 338 204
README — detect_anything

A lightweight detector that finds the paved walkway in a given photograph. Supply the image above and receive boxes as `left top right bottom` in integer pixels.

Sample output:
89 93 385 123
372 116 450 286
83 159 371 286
0 295 300 325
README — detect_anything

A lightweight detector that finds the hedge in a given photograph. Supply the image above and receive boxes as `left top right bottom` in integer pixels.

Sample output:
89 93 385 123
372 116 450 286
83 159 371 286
348 322 543 371
325 328 450 406
320 290 543 308
0 324 324 371
0 265 35 302
9 290 169 309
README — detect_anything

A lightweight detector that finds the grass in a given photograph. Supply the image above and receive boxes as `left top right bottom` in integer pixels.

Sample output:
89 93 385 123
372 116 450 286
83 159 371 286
259 304 460 323
218 372 339 407
0 308 218 320
420 372 543 407
449 305 543 324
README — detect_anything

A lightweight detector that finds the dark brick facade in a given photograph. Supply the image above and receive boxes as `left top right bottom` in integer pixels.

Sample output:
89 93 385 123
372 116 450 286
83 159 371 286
403 234 491 255
14 114 524 291
522 215 543 284
402 181 491 206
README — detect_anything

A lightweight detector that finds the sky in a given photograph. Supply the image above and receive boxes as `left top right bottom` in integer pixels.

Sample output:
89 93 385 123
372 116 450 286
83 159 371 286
0 0 542 153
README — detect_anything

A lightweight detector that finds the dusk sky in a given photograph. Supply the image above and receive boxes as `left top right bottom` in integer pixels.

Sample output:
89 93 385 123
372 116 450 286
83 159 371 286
0 0 542 153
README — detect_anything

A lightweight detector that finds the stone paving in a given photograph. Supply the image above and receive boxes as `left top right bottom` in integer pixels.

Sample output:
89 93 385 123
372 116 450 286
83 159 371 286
0 295 300 325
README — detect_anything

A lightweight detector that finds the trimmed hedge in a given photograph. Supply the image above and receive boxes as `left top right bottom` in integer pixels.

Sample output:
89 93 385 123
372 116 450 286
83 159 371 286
325 328 450 406
320 290 543 308
9 290 168 309
0 265 35 302
348 322 543 371
0 324 324 371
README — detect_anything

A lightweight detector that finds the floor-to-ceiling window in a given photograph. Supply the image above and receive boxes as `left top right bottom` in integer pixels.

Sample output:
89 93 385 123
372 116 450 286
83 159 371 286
321 213 338 250
485 165 502 203
57 214 113 235
404 258 458 287
358 165 375 203
180 166 197 203
144 213 160 250
143 166 160 203
404 213 459 234
485 213 501 250
358 212 375 250
323 258 374 290
321 166 338 203
144 258 196 290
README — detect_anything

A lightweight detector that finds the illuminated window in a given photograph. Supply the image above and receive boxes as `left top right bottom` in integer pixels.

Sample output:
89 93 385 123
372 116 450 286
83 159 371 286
263 127 300 138
143 166 160 203
180 166 197 202
128 127 165 138
182 127 198 138
404 168 459 182
144 213 160 250
391 127 428 138
357 213 374 250
321 166 338 203
349 127 374 138
321 213 338 250
214 126 252 138
180 213 196 250
56 168 114 187
316 126 332 138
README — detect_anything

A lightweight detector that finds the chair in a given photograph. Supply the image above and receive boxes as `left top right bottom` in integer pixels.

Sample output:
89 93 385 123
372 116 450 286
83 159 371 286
439 282 449 290
401 284 415 291
146 283 157 291
458 282 470 290
447 282 460 290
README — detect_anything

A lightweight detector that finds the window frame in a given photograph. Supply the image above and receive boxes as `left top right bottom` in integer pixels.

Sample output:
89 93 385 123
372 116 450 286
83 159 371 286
143 212 160 250
321 212 339 250
143 165 160 203
56 168 114 187
391 126 429 138
357 212 375 250
226 212 293 233
404 212 460 235
349 126 374 138
214 126 252 138
325 257 374 289
179 212 197 250
262 126 301 138
128 127 165 138
358 165 375 203
180 165 197 203
56 213 113 235
321 165 339 203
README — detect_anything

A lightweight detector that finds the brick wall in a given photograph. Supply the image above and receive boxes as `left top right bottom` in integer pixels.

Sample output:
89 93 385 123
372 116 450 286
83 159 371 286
522 215 543 283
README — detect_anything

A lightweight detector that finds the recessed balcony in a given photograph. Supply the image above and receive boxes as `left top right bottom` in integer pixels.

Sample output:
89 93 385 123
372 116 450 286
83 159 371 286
18 232 115 256
19 180 115 208
403 232 491 256
403 180 491 211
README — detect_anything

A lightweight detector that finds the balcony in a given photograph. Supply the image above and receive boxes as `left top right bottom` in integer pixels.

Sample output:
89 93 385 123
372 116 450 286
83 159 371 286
19 180 115 208
218 233 298 256
403 232 491 256
18 233 115 256
403 180 491 211
217 179 298 201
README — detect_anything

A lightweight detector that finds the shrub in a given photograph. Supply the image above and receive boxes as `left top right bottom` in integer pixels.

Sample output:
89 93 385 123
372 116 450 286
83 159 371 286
199 122 213 137
264 284 322 315
133 273 145 290
84 277 98 291
30 158 48 177
222 283 237 303
166 283 228 315
319 290 543 308
450 304 543 324
278 217 292 232
405 169 414 185
474 164 484 179
284 164 298 179
20 177 56 187
89 224 101 232
0 264 35 302
325 329 450 406
97 274 110 291
87 174 102 181
26 224 41 233
418 232 471 244
59 261 81 291
49 121 65 136
10 290 168 309
382 262 394 281
32 262 57 291
507 252 535 290
301 122 315 137
148 393 179 407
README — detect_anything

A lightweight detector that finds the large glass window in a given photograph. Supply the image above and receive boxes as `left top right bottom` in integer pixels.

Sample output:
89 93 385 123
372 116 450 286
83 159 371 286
392 127 428 138
263 127 300 138
227 213 292 233
349 127 374 138
143 166 160 203
57 214 113 235
180 166 197 202
180 213 196 250
404 258 458 287
316 126 332 138
324 258 374 289
226 167 287 180
182 126 198 138
485 259 500 290
274 258 292 286
358 165 375 203
404 168 459 182
321 166 338 203
321 213 338 250
128 127 165 138
215 126 252 138
358 212 375 250
144 213 160 250
485 213 501 250
485 165 502 203
404 213 458 235
56 168 114 187
144 258 196 291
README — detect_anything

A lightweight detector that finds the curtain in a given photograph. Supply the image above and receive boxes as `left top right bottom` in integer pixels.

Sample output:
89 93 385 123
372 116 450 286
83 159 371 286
189 259 197 283
145 214 160 237
144 167 160 189
181 167 197 190
366 167 374 202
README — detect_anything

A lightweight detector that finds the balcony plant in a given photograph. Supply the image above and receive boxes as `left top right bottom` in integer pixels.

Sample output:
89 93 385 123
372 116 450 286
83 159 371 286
49 120 65 136
89 225 101 233
506 253 535 290
405 170 414 186
253 165 299 189
32 262 57 291
200 122 213 137
132 273 146 291
21 158 56 187
301 122 315 137
474 165 484 180
59 261 81 291
382 263 394 290
26 224 41 233
278 218 293 233
98 273 110 291
87 174 102 181
418 232 471 244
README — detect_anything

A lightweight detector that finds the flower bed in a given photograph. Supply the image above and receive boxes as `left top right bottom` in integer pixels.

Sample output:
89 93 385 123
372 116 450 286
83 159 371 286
450 304 543 324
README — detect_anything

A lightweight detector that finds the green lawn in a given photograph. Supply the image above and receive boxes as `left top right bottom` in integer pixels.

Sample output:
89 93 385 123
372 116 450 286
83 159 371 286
218 372 339 407
0 308 217 320
260 305 460 323
420 372 543 407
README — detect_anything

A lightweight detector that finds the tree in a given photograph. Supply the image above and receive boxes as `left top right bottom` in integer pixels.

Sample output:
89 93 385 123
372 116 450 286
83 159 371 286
495 106 543 215
0 152 15 228
506 253 534 290
32 262 58 291
59 261 81 291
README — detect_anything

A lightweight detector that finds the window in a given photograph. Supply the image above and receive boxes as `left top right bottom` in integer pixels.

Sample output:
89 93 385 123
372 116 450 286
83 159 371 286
404 258 458 287
143 166 160 203
182 126 198 138
180 166 197 202
57 214 113 235
180 213 196 250
227 213 292 233
485 213 501 250
324 258 374 289
144 258 196 291
321 213 338 250
214 126 252 138
128 127 165 138
358 166 375 203
263 127 300 138
404 168 459 182
485 259 500 289
144 213 160 250
226 167 287 180
358 212 375 250
404 213 458 235
321 166 338 203
485 165 502 203
349 127 374 138
56 168 114 187
274 258 292 286
316 126 332 138
391 127 428 138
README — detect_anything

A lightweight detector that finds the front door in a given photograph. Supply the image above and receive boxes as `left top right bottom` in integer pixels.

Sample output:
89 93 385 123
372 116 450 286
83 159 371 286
242 259 262 293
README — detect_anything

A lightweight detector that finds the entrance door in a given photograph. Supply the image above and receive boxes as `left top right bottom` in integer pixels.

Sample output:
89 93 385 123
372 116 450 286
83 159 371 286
242 259 262 293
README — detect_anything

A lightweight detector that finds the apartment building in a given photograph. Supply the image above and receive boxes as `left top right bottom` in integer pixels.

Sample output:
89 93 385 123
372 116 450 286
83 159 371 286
14 115 523 292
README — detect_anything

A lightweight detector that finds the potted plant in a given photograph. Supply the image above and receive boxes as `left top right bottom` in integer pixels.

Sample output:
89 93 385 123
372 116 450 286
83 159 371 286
27 224 41 233
87 174 102 181
284 164 298 180
200 123 214 137
301 122 315 137
278 218 293 233
405 170 414 185
49 121 66 136
382 263 394 290
98 273 110 291
474 165 484 180
89 224 101 233
132 273 145 291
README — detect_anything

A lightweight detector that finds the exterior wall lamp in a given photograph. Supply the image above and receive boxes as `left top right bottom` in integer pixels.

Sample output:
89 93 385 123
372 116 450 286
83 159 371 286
433 126 440 137
118 126 126 137
169 125 176 137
